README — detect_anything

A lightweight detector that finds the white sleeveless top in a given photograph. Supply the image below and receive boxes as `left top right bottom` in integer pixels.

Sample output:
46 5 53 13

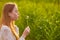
0 24 25 40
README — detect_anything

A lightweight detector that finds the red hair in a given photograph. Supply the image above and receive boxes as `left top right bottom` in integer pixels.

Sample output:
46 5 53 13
0 3 19 40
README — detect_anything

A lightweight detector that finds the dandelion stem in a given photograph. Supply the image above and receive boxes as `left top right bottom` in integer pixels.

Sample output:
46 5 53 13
27 19 28 26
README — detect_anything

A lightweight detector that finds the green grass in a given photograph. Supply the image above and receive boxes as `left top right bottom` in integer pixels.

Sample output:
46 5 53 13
0 0 60 40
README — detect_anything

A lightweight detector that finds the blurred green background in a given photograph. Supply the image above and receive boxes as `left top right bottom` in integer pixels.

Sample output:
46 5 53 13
0 0 60 40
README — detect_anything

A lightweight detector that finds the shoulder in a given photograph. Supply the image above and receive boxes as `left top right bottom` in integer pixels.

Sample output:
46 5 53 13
1 25 10 32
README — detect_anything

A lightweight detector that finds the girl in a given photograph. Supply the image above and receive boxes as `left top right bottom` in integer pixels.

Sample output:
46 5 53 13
0 2 30 40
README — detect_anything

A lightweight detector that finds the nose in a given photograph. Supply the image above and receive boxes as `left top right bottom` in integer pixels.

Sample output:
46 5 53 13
16 12 19 17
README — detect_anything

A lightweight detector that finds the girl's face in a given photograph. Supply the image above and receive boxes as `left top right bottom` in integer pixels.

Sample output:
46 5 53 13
9 6 19 20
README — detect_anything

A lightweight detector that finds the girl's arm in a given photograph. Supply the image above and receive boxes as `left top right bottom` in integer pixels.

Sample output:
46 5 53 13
15 25 30 40
15 25 25 40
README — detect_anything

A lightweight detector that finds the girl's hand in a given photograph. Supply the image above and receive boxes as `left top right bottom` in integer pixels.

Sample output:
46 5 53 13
22 26 30 38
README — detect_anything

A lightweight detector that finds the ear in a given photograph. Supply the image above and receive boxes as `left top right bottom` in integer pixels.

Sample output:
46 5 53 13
8 12 11 17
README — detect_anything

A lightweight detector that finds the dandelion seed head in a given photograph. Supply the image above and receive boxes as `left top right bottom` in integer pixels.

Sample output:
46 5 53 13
26 15 29 19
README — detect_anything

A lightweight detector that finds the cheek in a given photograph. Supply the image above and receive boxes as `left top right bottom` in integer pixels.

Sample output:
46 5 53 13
11 13 18 20
10 14 15 19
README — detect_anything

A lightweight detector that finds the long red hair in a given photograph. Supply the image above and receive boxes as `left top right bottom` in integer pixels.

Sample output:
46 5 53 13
0 3 19 40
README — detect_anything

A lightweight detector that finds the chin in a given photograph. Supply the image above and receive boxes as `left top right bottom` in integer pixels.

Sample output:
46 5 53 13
12 19 17 21
14 18 18 20
12 17 18 21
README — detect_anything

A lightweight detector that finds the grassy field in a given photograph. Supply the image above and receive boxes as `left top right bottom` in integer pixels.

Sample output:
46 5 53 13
0 0 60 40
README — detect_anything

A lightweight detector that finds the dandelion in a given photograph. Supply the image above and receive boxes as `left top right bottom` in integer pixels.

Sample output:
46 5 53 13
26 15 29 26
26 16 29 19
